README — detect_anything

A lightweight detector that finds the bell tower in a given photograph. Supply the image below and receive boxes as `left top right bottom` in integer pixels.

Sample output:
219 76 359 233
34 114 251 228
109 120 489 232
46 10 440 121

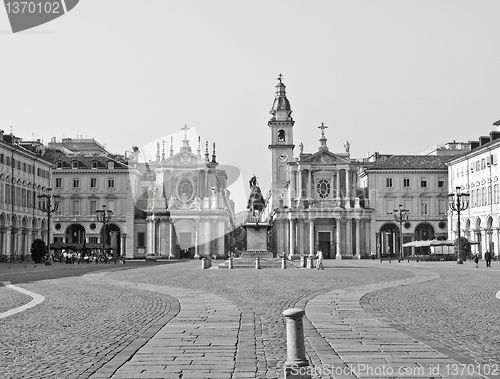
268 74 294 204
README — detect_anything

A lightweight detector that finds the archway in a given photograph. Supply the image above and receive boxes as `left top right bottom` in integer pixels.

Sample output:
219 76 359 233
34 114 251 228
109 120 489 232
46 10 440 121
475 218 482 256
0 213 6 258
414 222 435 255
106 223 121 256
66 223 86 244
379 223 398 259
174 219 196 259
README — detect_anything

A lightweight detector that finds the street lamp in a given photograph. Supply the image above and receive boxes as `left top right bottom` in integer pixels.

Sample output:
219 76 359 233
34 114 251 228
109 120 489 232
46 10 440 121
38 187 60 258
96 205 112 260
393 205 410 263
448 186 470 264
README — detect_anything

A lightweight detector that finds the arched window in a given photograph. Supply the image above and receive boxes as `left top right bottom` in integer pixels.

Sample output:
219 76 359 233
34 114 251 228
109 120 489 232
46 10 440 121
278 129 285 142
316 179 331 199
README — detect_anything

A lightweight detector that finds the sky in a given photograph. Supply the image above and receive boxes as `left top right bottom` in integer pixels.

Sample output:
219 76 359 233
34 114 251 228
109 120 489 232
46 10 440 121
1 1 500 212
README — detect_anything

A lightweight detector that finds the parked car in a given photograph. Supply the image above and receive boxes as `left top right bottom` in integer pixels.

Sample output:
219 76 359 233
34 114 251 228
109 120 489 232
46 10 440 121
145 253 157 261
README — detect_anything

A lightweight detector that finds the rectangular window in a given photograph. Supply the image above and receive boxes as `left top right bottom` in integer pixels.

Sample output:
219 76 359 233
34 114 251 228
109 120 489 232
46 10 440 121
438 199 446 214
27 190 31 208
495 184 499 204
403 178 410 188
22 163 26 172
90 200 97 214
5 184 10 204
90 178 97 188
73 178 80 188
91 161 98 169
107 200 115 214
438 177 445 188
386 198 394 215
108 178 115 188
488 186 492 205
0 154 3 164
421 200 428 215
55 178 62 188
482 187 487 206
421 178 427 188
482 158 486 169
73 200 80 215
137 232 145 248
72 161 78 169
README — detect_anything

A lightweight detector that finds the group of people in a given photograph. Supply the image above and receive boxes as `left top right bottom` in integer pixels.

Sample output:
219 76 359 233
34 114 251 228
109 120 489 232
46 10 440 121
55 250 123 264
474 251 493 268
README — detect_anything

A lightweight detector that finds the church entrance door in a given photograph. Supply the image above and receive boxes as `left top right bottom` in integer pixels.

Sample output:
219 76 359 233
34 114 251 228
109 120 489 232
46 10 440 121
318 232 331 259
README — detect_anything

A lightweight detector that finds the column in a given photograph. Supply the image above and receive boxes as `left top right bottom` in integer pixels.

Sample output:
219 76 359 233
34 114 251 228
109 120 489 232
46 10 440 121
298 168 303 199
6 229 11 256
309 219 314 256
307 170 312 198
336 219 342 259
121 233 127 258
146 216 154 255
345 170 351 208
346 218 352 256
336 171 340 200
291 170 297 202
205 218 211 257
194 220 200 258
289 218 296 258
364 220 370 256
169 220 176 259
355 219 361 258
159 217 167 256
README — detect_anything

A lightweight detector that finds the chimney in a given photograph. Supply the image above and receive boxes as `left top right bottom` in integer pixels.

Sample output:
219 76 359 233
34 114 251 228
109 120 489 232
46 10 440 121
0 130 4 141
494 119 500 131
470 140 480 150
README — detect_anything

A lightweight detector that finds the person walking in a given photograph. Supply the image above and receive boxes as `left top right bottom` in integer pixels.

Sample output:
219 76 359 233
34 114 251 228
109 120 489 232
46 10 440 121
485 251 492 267
316 250 324 270
474 253 479 268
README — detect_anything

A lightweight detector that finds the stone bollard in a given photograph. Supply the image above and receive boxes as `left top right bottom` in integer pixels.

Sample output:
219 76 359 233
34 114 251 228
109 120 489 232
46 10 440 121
283 308 311 379
228 257 233 269
282 257 286 269
201 258 206 269
255 257 261 269
299 255 305 268
307 256 315 269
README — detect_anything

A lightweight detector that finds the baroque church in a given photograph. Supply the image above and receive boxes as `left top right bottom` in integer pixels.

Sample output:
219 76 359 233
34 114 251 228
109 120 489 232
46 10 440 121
266 77 373 258
138 127 235 259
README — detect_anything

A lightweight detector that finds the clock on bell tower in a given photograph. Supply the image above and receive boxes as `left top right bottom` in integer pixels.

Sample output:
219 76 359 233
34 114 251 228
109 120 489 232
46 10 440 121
268 74 294 202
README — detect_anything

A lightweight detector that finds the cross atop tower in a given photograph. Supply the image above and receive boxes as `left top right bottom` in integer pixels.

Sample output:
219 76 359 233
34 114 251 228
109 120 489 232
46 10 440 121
181 124 189 139
318 122 328 136
277 73 283 83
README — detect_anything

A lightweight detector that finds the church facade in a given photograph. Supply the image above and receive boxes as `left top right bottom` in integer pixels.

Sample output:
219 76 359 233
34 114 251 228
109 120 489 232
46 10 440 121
138 128 235 259
266 78 373 258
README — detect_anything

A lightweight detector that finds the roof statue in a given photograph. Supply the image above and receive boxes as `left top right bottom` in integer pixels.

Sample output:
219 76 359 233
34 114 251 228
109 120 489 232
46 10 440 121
344 140 351 155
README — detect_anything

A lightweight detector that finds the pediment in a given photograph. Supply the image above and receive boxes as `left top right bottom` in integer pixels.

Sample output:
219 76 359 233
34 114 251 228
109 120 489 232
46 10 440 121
303 150 350 164
163 150 209 167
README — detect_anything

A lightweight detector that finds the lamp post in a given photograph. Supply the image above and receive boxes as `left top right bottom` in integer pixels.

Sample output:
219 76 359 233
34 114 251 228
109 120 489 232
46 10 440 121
38 187 60 258
448 186 470 264
96 205 112 260
393 205 410 263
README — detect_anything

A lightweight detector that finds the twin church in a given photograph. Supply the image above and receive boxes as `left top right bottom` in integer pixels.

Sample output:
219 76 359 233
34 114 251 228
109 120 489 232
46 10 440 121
143 76 372 259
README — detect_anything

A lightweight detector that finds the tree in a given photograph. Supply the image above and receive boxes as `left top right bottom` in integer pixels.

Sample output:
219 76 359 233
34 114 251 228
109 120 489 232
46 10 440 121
31 238 47 264
454 236 472 261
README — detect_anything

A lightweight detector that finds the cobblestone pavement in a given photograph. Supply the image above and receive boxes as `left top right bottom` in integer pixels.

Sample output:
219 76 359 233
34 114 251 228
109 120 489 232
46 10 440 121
0 285 31 313
0 276 175 379
2 260 500 378
365 262 500 372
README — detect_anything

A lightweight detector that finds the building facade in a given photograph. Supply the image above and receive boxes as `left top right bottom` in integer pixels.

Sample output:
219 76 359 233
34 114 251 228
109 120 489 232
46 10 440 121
359 155 453 258
0 132 52 259
447 126 500 258
138 129 235 259
44 138 137 258
267 78 372 258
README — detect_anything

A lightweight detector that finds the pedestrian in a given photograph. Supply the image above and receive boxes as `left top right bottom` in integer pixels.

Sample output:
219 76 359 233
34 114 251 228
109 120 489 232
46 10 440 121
474 253 479 268
485 251 492 267
371 251 375 260
316 250 324 270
